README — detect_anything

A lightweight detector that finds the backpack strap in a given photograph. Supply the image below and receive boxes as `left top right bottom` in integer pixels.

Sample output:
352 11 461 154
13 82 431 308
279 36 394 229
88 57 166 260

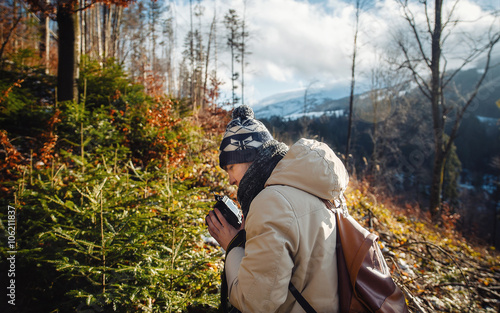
349 232 378 287
288 282 318 313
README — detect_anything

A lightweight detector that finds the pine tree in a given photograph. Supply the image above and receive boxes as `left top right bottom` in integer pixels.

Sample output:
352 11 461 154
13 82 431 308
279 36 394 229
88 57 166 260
224 9 242 107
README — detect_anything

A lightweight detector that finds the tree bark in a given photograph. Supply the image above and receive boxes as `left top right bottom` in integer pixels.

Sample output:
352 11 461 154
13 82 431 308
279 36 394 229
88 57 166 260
39 0 50 74
80 0 86 58
111 6 123 59
240 1 247 106
345 0 361 165
224 9 241 107
56 2 79 102
102 4 111 60
96 4 102 64
203 15 216 110
428 0 443 216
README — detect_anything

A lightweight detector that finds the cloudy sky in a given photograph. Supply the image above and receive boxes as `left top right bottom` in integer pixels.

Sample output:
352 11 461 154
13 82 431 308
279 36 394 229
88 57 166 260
172 0 500 107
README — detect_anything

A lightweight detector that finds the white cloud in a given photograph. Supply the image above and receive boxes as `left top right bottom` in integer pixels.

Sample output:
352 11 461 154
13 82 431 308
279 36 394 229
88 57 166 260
171 0 499 106
249 0 353 77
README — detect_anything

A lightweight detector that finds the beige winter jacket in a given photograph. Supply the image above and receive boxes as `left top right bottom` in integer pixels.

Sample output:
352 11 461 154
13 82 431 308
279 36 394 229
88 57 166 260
225 138 349 312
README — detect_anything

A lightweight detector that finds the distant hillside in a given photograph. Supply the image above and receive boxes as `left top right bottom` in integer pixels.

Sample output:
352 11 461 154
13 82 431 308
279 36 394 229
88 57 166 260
253 82 350 119
254 62 500 121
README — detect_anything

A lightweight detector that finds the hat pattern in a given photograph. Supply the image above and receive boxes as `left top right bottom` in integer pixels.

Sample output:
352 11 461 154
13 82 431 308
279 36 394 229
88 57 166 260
219 105 273 167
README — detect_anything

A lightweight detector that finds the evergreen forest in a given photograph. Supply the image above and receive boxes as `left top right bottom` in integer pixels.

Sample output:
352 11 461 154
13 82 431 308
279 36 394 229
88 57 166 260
0 1 499 312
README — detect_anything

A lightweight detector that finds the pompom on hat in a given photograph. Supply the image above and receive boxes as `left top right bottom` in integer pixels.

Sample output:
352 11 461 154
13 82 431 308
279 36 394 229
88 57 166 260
219 105 273 168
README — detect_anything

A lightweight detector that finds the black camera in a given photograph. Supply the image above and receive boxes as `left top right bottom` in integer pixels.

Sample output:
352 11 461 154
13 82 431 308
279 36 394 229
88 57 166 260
213 194 242 229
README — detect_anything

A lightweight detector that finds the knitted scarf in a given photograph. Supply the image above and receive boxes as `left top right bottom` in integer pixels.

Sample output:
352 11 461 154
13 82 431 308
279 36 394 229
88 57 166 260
237 140 289 217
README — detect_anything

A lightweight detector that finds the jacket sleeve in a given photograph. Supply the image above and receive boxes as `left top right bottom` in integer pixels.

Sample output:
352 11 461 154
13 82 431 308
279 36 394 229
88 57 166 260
225 188 299 312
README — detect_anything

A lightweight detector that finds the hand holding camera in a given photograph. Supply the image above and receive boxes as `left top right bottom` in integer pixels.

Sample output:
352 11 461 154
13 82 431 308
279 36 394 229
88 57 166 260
212 194 242 228
205 194 244 250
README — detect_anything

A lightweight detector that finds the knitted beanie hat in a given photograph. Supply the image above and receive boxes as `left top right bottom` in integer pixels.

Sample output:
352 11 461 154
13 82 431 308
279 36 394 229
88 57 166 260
219 105 273 168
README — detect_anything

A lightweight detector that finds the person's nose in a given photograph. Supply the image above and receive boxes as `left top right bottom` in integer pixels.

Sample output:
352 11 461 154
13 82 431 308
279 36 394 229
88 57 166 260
228 173 237 186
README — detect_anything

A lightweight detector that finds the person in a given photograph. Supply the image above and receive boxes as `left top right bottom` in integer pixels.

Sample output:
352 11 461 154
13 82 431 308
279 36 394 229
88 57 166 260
206 105 349 312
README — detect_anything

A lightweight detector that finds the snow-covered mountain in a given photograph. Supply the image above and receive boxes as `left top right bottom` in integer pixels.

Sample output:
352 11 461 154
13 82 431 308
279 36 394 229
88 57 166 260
252 65 500 121
253 84 351 120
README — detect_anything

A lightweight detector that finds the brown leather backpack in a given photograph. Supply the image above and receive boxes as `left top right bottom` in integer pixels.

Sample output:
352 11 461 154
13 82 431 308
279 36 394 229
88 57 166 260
289 200 409 313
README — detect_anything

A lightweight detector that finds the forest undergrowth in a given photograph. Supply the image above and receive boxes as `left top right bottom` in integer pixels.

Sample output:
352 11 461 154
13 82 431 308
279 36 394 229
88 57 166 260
0 60 499 312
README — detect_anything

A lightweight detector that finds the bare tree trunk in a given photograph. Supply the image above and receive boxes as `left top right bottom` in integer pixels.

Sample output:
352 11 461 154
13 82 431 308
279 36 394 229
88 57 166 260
75 3 81 87
96 4 102 64
91 5 98 58
241 1 247 106
427 0 444 216
13 0 18 51
150 1 157 73
111 6 123 59
56 2 79 102
189 0 195 109
345 0 361 165
39 0 50 74
203 15 216 110
80 0 86 60
166 16 174 95
213 8 218 89
369 81 379 178
224 9 241 107
102 4 111 61
84 4 91 56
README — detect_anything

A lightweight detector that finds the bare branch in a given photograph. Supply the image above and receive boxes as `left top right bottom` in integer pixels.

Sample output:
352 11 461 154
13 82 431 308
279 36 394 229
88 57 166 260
397 0 432 69
424 0 433 43
441 0 460 33
396 39 432 100
446 32 500 154
0 15 22 62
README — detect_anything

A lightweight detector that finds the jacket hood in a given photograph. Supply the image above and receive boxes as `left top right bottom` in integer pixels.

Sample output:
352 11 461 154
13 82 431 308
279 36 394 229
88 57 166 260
265 138 349 201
